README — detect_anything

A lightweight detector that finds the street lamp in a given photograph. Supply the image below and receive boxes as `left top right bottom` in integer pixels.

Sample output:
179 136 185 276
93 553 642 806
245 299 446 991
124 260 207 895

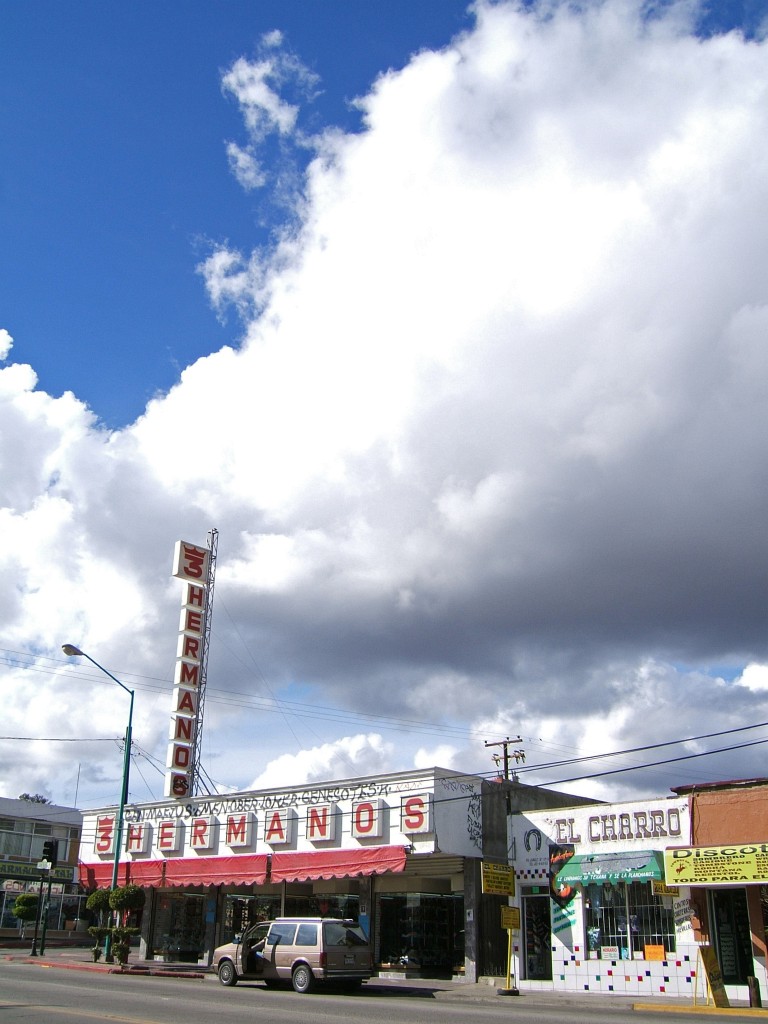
62 644 134 961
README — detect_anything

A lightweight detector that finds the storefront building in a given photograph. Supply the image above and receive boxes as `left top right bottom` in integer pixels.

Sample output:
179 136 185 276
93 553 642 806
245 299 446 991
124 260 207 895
511 795 698 998
0 798 85 935
666 778 768 1004
80 768 511 978
79 767 601 979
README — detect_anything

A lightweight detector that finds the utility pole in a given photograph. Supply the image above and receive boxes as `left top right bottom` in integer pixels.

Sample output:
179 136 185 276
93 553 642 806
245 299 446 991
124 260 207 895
485 737 525 781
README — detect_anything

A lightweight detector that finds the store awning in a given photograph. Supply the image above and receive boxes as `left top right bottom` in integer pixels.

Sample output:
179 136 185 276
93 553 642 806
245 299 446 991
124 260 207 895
271 845 408 883
79 859 167 889
79 854 269 889
556 851 664 885
164 854 269 887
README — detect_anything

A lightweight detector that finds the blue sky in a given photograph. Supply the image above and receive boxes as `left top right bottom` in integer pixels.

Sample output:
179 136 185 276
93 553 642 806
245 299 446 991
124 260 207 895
3 0 768 809
2 1 762 428
2 1 475 427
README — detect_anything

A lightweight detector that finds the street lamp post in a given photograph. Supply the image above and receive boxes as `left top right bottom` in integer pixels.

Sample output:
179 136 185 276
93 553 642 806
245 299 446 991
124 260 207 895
62 644 134 962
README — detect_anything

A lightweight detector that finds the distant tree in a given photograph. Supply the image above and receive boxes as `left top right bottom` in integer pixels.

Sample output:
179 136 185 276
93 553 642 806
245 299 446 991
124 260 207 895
18 793 51 804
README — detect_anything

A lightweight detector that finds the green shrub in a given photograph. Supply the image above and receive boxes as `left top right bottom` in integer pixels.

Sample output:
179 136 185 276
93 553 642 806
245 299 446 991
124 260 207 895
109 884 145 914
11 893 39 923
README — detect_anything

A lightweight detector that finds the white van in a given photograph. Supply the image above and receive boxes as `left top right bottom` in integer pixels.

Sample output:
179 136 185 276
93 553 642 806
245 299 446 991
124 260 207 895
212 917 373 993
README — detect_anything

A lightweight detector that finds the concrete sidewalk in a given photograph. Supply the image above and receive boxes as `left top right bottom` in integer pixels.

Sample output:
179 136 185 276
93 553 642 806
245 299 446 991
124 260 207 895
0 942 206 978
2 942 767 1015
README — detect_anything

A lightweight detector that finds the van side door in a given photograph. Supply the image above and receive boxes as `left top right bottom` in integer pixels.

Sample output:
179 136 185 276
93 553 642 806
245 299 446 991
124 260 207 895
266 921 298 981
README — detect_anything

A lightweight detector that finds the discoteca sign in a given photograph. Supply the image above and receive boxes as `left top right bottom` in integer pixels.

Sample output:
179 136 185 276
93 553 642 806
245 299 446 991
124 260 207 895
664 843 768 885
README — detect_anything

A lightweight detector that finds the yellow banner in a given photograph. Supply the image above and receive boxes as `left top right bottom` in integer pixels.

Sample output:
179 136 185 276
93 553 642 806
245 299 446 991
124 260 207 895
482 861 515 896
665 843 768 885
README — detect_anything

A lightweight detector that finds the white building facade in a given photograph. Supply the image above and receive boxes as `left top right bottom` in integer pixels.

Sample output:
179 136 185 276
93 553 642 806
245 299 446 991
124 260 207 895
509 796 716 999
79 767 516 978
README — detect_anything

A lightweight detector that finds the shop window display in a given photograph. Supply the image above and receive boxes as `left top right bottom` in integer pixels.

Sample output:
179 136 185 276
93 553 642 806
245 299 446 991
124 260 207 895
583 881 675 959
152 893 206 962
376 893 464 973
221 894 281 945
284 893 359 919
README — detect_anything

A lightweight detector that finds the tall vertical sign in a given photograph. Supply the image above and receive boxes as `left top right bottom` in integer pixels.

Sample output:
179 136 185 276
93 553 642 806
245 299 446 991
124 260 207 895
165 540 210 799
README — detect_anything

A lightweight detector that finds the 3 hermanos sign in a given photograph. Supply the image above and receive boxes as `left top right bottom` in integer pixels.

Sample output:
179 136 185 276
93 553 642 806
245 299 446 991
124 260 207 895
83 770 485 865
664 843 768 885
164 540 210 799
92 790 435 857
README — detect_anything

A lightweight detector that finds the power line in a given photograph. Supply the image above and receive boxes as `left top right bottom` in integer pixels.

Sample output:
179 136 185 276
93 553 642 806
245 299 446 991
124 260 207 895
543 736 768 787
515 718 768 775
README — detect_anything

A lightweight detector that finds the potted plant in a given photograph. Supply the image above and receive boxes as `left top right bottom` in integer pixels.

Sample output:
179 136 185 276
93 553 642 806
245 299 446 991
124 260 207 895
108 885 146 966
11 893 39 939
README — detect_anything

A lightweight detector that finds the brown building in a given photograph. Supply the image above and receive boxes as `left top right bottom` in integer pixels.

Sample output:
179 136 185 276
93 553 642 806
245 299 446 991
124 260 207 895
670 778 768 1000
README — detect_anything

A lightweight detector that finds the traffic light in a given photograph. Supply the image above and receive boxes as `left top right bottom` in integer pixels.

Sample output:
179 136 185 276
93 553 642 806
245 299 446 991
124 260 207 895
42 839 58 866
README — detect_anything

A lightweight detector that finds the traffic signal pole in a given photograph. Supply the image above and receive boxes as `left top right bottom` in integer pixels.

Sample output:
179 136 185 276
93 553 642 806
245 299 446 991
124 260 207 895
29 872 46 957
30 840 58 957
39 872 54 955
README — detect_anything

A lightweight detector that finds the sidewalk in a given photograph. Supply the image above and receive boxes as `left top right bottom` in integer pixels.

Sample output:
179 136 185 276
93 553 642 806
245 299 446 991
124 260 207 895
0 940 206 978
2 942 767 1015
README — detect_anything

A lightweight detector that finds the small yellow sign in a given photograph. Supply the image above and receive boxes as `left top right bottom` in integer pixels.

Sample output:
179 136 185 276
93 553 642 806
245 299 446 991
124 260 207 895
652 881 679 897
698 944 730 1007
665 843 768 885
501 905 520 931
482 861 515 896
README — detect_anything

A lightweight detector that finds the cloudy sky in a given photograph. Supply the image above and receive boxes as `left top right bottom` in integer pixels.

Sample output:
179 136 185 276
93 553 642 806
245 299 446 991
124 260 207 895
3 0 768 813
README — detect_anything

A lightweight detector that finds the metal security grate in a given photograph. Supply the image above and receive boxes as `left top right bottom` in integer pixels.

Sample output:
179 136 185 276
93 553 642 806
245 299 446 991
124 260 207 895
584 881 675 958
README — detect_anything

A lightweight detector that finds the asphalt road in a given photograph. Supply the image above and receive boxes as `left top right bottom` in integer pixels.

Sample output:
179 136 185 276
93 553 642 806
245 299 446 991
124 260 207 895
2 962 767 1024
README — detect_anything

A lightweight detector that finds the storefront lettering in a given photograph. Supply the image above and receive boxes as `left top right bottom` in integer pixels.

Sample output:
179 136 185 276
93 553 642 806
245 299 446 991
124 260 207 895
554 818 582 843
568 807 683 844
307 804 336 841
401 794 431 834
225 813 253 847
352 799 383 838
96 814 116 854
670 843 768 858
126 824 149 853
190 816 214 849
157 820 181 851
165 540 210 799
103 780 448 857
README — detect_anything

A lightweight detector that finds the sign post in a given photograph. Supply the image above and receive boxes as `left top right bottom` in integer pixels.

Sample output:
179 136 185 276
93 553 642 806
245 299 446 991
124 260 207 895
498 904 520 996
29 860 51 957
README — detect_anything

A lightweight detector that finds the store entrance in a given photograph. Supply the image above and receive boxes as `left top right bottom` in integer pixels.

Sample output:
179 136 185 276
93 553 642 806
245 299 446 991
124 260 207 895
151 892 206 963
522 893 552 980
709 888 753 985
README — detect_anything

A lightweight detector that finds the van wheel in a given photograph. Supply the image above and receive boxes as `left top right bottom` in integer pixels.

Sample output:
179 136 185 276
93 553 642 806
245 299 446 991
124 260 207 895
218 960 238 986
292 963 315 993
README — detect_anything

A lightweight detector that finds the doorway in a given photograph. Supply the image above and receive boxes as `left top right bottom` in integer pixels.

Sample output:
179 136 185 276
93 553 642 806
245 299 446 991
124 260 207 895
709 888 753 985
523 893 552 980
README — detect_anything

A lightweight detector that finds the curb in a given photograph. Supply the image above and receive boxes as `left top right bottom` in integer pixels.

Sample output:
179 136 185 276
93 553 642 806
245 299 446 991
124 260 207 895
634 1005 768 1018
4 956 205 979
